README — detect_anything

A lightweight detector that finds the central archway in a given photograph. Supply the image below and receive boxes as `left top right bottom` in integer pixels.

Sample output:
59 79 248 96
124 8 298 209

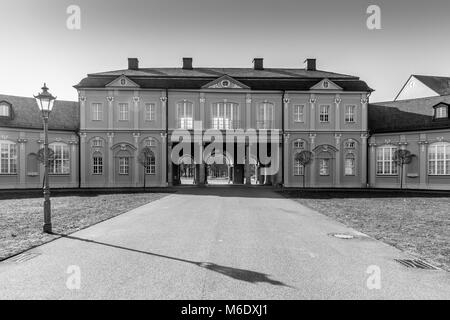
205 152 233 185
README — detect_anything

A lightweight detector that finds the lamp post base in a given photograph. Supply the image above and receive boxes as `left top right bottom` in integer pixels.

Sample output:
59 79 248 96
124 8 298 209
43 223 52 234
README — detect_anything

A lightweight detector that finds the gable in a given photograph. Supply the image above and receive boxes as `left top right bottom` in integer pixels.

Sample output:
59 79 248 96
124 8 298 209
105 75 140 88
201 75 250 89
310 79 343 91
395 76 440 101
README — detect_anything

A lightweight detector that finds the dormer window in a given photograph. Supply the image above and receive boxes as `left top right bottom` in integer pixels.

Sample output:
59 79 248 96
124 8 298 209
0 102 11 117
434 104 448 119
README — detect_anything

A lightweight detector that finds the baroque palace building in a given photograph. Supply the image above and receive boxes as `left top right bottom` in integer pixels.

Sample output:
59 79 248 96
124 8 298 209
1 59 449 190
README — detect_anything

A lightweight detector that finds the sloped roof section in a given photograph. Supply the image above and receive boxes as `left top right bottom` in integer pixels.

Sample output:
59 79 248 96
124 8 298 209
0 94 79 131
414 75 450 96
369 95 450 133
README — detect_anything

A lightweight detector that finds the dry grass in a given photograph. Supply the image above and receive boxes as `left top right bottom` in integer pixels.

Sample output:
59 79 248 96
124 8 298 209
0 192 168 261
284 190 450 271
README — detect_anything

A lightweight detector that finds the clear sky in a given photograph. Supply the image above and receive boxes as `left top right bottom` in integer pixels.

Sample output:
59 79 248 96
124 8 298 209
1 0 450 102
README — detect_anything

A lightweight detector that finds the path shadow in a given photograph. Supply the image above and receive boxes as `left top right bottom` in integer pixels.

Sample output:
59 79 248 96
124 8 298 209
54 233 292 288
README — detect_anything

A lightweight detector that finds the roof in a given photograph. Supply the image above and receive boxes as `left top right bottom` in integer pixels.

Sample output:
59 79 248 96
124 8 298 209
75 67 373 92
369 95 450 133
0 94 79 131
413 75 450 96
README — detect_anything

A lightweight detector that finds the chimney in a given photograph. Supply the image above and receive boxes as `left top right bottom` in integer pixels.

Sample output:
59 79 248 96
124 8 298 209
182 57 193 70
253 58 264 70
305 58 316 71
128 58 139 70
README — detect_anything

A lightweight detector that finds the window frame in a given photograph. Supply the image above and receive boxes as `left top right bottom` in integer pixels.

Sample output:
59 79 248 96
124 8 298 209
145 103 156 122
319 158 330 176
118 103 130 121
211 102 239 129
119 157 129 175
319 105 330 123
177 101 194 129
428 142 450 176
257 102 274 129
49 142 70 175
293 104 305 123
344 154 356 176
294 159 304 176
145 155 156 175
92 153 103 175
434 105 448 120
376 145 398 176
345 105 356 123
0 141 17 174
0 102 11 117
91 103 103 121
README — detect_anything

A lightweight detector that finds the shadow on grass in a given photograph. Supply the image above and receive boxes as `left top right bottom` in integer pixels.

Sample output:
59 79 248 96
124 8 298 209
53 233 292 288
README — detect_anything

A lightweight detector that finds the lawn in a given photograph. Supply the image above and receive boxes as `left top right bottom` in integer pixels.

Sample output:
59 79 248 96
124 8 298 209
283 190 450 271
0 191 168 261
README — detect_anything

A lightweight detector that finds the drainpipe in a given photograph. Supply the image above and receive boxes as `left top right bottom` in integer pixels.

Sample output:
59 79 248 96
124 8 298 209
165 88 169 185
281 90 286 187
78 130 81 189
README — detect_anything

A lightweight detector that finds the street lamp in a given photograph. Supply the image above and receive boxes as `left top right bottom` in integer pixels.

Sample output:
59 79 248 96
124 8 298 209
34 83 56 233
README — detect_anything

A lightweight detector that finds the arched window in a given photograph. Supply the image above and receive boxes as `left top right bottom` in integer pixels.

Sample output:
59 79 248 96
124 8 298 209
428 142 450 175
50 142 70 174
0 102 11 117
293 139 306 149
0 141 17 174
177 101 193 129
344 139 356 149
376 145 398 175
257 102 274 129
345 153 356 176
211 102 239 129
145 153 156 175
144 138 157 147
92 137 103 148
92 152 103 175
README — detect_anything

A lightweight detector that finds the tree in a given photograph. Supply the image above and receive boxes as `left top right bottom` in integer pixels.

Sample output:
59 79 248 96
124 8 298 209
295 151 314 188
138 147 154 189
393 149 414 189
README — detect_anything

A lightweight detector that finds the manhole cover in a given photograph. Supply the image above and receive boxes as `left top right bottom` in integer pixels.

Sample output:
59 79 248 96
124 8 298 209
394 259 439 270
329 233 355 239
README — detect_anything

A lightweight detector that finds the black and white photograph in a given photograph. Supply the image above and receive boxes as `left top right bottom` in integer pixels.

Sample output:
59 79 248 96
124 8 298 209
0 0 449 306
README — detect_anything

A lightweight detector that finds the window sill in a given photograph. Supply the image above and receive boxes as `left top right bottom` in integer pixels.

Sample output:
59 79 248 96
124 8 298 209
0 173 17 176
49 174 71 176
376 174 398 177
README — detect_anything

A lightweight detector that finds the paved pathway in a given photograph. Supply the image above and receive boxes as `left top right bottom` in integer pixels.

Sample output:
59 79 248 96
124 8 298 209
0 187 449 299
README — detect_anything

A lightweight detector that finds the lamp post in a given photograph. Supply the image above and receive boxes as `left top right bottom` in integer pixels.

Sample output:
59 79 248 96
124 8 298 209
34 84 56 233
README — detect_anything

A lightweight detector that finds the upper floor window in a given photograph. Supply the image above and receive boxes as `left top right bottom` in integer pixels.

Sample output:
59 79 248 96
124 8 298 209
319 105 330 123
91 103 103 121
92 152 103 175
0 103 10 117
376 145 398 175
257 102 274 129
0 141 17 174
211 102 239 129
434 105 448 119
50 142 70 174
293 105 304 123
177 101 193 129
145 154 156 175
145 103 156 121
118 103 129 121
293 139 305 149
428 142 450 175
119 157 129 175
345 105 356 123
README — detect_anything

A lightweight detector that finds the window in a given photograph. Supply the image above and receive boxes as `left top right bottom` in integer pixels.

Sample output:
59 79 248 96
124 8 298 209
376 145 398 175
211 102 239 129
294 159 304 176
118 103 129 121
345 154 356 176
177 101 193 129
92 138 103 147
145 103 156 121
257 102 274 129
50 143 70 174
91 103 103 121
293 105 304 122
0 103 10 117
319 105 330 122
145 155 156 175
428 142 450 175
345 140 356 149
319 159 330 176
435 106 448 119
293 139 305 149
119 157 129 175
0 141 17 174
92 153 103 175
345 105 356 123
144 138 156 147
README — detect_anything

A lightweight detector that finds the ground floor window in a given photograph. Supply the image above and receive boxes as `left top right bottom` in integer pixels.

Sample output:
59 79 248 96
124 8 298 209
0 141 17 174
50 143 70 174
376 145 398 175
119 157 129 175
145 155 156 175
345 154 356 176
93 154 103 175
294 159 304 176
428 142 450 175
319 159 330 176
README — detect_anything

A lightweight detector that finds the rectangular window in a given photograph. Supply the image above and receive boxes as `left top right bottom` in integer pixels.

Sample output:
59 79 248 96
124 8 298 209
319 105 330 123
93 156 103 175
257 103 274 129
319 159 330 176
435 106 448 119
50 144 70 174
211 103 239 129
145 156 156 175
294 159 304 176
345 158 355 175
0 142 17 174
376 146 398 175
91 103 103 121
145 103 156 121
293 105 304 123
177 102 193 129
119 157 129 175
345 105 356 123
0 104 9 117
428 143 450 175
119 103 129 121
92 139 103 147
